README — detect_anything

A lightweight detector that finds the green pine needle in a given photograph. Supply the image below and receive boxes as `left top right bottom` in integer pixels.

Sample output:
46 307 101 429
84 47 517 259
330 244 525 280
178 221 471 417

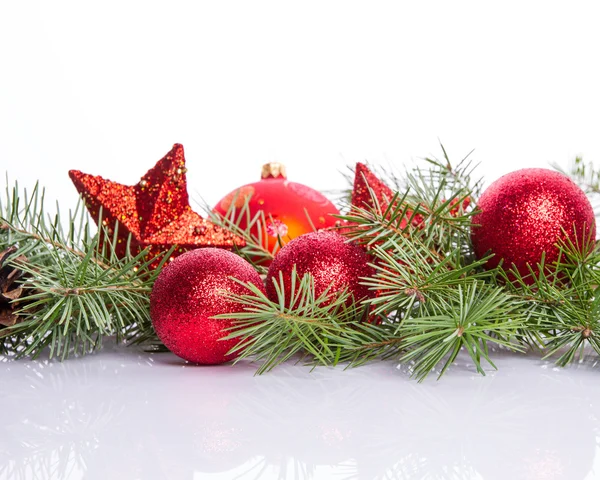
218 268 367 374
0 180 166 359
398 282 525 381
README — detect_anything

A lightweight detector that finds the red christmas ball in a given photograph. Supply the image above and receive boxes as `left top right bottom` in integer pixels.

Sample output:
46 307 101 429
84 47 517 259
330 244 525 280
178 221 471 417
150 248 265 364
265 230 375 307
471 168 596 279
213 163 340 259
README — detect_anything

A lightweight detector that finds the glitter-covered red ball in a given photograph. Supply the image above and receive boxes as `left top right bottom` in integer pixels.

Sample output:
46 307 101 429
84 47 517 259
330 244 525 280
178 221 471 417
150 248 265 364
265 230 375 306
471 168 596 278
214 163 340 260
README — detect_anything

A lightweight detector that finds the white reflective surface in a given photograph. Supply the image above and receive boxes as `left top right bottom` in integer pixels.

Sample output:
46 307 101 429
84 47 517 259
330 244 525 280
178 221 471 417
2 346 600 480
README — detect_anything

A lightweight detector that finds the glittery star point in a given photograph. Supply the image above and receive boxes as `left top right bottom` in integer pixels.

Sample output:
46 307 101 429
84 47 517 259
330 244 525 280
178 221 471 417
351 162 394 210
349 162 423 230
69 144 245 265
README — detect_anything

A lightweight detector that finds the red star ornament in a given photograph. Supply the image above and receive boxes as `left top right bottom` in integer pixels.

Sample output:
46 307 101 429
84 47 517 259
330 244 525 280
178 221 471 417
350 162 424 230
69 144 244 266
351 162 394 211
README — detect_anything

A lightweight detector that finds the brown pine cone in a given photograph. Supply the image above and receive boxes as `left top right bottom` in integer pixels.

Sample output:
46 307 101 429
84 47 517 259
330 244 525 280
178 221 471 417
0 246 29 328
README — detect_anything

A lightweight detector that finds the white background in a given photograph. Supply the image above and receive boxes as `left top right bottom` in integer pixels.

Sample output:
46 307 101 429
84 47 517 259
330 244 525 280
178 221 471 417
2 1 599 212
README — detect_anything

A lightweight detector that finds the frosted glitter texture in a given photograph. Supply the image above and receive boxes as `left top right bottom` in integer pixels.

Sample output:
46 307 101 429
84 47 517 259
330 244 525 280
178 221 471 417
266 230 375 306
351 162 393 209
348 163 423 230
69 144 244 266
150 248 265 365
471 168 596 278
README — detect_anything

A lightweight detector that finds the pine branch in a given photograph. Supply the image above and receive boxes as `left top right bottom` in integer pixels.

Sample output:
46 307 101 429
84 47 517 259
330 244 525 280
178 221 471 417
323 320 405 367
340 146 480 264
404 147 480 254
219 268 369 374
397 281 526 382
419 143 483 201
364 238 491 321
219 264 526 381
0 181 166 359
207 194 278 274
558 156 600 196
556 156 600 224
498 237 600 366
344 197 526 381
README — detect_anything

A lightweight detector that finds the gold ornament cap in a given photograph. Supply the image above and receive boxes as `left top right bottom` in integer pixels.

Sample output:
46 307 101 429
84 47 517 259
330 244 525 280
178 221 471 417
261 162 287 179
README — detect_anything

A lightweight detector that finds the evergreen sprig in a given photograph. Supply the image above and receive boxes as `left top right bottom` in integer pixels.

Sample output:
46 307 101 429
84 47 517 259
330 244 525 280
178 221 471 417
0 181 166 359
218 268 367 374
562 155 600 196
208 194 279 274
498 233 600 365
396 281 525 381
557 155 600 221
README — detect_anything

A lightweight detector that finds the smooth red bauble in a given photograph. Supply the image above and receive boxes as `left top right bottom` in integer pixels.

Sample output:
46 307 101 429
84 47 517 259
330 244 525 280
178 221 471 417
213 163 340 258
150 248 265 364
265 230 375 307
471 168 595 279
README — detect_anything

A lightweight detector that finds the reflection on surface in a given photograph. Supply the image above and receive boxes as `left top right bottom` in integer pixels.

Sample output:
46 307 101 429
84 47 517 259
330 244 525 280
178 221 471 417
1 346 600 479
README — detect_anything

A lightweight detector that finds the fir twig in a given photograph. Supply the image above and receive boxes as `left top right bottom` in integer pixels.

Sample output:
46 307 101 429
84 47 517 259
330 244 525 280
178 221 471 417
208 194 278 274
0 181 166 359
397 282 526 381
219 268 367 374
499 234 600 365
